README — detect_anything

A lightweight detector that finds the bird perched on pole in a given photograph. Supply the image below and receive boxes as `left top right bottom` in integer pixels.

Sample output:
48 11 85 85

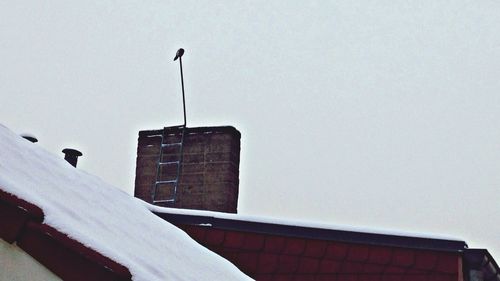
174 48 184 61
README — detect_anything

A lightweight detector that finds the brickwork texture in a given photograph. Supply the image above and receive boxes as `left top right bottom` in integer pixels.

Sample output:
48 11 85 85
134 126 240 213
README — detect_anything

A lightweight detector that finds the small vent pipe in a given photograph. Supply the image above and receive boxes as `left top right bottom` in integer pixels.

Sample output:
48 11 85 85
21 134 38 143
62 148 83 167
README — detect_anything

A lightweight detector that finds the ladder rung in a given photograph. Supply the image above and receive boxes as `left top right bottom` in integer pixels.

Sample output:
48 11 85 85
155 180 177 185
158 161 180 165
161 142 182 147
153 199 175 203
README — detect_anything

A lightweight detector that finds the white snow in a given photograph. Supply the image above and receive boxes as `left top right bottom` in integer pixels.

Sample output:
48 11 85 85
0 124 252 281
146 202 463 242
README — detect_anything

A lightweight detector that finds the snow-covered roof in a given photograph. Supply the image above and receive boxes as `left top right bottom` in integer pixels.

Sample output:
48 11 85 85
0 124 252 281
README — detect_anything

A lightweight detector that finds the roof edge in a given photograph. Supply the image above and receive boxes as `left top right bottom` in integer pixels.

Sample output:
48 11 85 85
464 249 500 281
154 211 468 252
0 187 132 281
139 125 241 138
0 189 44 220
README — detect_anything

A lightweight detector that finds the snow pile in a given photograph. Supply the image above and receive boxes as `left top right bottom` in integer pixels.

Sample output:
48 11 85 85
0 124 252 281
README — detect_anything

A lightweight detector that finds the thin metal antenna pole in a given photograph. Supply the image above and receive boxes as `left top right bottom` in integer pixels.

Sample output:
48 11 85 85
179 56 186 127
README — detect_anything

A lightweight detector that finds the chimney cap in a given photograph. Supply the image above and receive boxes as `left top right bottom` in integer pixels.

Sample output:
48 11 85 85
62 148 83 157
20 133 38 143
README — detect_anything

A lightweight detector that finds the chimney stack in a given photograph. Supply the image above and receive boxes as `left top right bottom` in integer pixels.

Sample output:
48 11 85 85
134 126 240 213
62 148 83 167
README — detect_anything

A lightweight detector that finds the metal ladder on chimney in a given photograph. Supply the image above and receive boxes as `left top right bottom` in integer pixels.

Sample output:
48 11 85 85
152 126 186 204
152 48 188 205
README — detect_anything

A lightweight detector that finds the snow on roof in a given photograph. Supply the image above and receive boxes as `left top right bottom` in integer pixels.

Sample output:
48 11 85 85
0 124 252 281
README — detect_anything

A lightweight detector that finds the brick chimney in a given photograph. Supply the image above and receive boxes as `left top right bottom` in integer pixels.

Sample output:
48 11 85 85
134 126 240 213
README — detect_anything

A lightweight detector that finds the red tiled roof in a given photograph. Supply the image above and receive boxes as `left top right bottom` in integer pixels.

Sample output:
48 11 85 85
177 224 461 281
155 211 499 281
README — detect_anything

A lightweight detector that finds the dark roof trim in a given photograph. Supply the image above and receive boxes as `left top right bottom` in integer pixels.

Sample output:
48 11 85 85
464 249 500 281
0 189 44 243
154 212 468 252
0 189 44 220
139 125 241 138
18 222 131 281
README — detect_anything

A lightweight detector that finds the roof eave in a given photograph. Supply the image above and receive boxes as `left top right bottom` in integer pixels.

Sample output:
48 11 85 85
154 211 468 252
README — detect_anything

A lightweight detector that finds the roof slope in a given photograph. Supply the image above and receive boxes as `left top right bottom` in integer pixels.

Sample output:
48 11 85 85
147 201 500 281
0 124 251 281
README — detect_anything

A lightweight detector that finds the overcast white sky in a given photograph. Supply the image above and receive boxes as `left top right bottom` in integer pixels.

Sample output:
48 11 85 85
1 1 499 258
